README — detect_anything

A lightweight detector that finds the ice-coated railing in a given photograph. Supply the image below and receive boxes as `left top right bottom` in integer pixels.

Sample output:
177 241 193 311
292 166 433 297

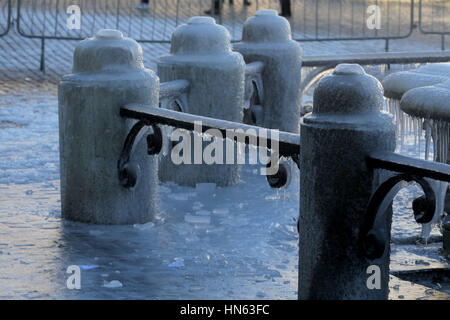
57 12 450 300
117 63 450 299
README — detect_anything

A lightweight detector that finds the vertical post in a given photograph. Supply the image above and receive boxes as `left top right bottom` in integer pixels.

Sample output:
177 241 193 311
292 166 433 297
58 29 159 224
298 64 396 299
157 17 245 187
443 218 450 256
234 9 302 133
40 38 45 73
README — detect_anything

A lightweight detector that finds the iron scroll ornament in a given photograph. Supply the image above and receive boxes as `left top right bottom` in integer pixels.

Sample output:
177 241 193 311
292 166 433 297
360 173 436 260
118 120 163 188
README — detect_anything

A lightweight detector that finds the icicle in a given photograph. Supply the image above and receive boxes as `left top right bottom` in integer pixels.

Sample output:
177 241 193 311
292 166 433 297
424 119 432 161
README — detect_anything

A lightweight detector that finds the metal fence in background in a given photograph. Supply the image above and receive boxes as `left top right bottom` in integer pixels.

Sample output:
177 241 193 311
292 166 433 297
16 0 208 42
2 0 450 75
291 0 413 41
0 0 11 37
13 0 416 44
419 0 450 50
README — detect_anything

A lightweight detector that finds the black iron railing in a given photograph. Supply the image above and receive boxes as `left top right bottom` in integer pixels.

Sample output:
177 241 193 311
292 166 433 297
119 104 450 261
362 151 450 259
118 104 300 189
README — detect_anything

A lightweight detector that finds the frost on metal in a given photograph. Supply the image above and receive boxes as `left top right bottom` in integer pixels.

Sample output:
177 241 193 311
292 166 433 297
399 78 450 240
299 63 395 299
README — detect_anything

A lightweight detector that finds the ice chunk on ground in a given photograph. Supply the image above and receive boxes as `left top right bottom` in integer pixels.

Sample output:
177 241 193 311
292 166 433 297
79 265 100 270
184 214 211 224
194 210 210 216
168 258 184 268
102 280 123 288
133 222 155 231
212 208 229 215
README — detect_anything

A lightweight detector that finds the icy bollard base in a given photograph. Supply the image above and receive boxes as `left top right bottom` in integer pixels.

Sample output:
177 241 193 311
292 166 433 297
58 29 159 224
157 17 245 187
443 218 450 256
299 64 396 299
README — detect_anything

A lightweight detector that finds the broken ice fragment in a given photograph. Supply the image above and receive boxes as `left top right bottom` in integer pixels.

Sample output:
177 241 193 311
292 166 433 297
79 264 100 270
133 222 155 230
168 258 184 268
103 280 123 288
184 214 211 224
212 208 229 215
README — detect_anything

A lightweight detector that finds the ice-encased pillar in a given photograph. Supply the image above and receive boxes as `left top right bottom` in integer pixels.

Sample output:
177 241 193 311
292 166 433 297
58 29 159 224
157 17 246 187
234 9 302 133
298 64 396 299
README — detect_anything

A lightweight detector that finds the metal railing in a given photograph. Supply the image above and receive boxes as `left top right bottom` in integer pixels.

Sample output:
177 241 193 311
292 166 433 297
0 0 11 37
419 0 450 50
118 101 450 261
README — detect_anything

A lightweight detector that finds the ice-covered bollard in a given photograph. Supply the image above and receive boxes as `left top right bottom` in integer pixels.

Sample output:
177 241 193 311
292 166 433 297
299 64 395 299
157 17 246 187
234 9 302 133
58 29 159 224
443 217 450 256
382 63 450 100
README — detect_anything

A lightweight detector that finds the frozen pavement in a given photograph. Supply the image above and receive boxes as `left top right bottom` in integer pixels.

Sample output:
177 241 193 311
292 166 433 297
0 86 449 300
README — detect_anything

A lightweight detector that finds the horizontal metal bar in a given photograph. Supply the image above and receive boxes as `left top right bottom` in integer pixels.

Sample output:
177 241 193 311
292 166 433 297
302 51 450 67
121 103 300 158
367 151 450 182
245 61 264 77
159 80 190 100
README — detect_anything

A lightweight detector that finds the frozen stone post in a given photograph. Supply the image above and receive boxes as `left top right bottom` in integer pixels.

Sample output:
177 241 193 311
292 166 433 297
58 29 159 224
234 9 302 133
443 218 450 256
158 17 246 187
299 64 396 299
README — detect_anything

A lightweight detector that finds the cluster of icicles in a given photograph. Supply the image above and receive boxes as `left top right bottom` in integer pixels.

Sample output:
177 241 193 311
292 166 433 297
385 98 449 240
385 98 449 163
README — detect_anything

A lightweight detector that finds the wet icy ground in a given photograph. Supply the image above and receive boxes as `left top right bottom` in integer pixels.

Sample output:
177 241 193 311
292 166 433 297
0 87 449 300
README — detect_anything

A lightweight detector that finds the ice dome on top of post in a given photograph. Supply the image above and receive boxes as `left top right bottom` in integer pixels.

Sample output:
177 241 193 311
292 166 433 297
170 16 232 55
241 9 292 43
72 29 145 73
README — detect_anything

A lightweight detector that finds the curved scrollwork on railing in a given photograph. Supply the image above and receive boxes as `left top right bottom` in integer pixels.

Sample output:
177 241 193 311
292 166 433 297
117 120 163 188
159 79 190 112
361 151 450 259
119 104 301 189
360 173 436 259
243 61 264 126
